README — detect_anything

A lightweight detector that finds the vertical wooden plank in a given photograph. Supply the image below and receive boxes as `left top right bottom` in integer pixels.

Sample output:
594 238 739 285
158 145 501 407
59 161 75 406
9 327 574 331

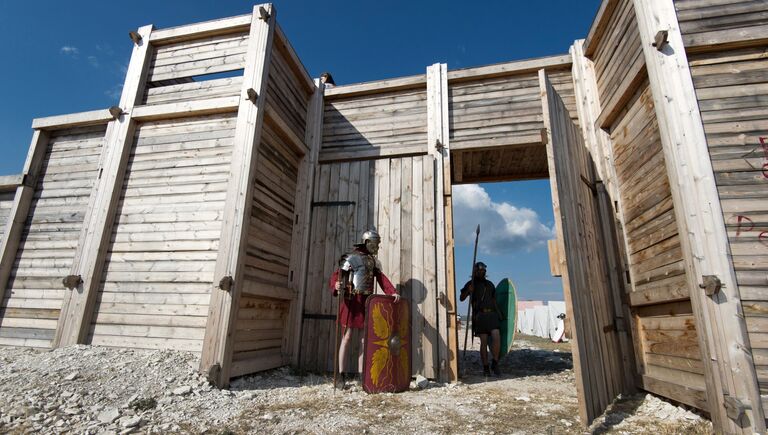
375 159 390 287
632 1 764 432
55 24 154 347
319 163 342 372
411 155 428 376
289 79 322 367
422 157 438 378
428 62 457 382
199 4 276 387
0 131 50 303
387 159 402 288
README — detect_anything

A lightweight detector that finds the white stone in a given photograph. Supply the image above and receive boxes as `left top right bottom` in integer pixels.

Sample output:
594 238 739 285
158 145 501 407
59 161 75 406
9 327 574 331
172 386 192 396
97 408 120 424
515 396 531 402
121 416 141 429
415 375 429 389
64 372 79 381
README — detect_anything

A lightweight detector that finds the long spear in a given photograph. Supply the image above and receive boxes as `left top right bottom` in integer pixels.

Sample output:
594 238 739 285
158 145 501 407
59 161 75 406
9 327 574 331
462 225 480 361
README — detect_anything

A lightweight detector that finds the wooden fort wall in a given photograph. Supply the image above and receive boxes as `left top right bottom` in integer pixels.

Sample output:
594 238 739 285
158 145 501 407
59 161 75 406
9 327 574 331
1 3 766 431
676 0 768 423
0 126 106 348
577 0 767 431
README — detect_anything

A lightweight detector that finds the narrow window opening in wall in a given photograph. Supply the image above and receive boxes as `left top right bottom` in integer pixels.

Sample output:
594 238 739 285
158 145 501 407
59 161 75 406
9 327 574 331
146 69 245 88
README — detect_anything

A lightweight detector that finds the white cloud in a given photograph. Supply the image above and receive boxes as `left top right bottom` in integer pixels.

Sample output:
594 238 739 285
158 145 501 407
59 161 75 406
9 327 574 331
452 184 554 254
60 46 79 56
87 56 99 68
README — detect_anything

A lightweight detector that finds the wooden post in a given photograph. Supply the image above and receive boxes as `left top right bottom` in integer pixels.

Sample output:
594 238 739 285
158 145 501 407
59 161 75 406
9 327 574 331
427 63 457 382
290 79 324 366
632 1 765 432
0 130 50 302
54 24 154 347
199 4 276 387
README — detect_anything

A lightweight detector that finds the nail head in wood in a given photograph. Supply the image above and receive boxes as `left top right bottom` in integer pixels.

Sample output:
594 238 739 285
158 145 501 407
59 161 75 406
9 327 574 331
128 30 142 45
246 88 258 103
62 275 83 290
108 106 123 119
219 276 234 292
699 275 722 296
435 139 444 151
652 30 669 51
258 6 271 21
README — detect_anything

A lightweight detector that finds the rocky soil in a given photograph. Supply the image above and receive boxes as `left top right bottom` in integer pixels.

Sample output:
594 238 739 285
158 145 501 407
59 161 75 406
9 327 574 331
0 335 712 434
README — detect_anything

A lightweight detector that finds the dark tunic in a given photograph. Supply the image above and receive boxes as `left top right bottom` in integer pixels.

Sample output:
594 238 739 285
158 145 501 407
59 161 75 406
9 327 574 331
460 278 500 336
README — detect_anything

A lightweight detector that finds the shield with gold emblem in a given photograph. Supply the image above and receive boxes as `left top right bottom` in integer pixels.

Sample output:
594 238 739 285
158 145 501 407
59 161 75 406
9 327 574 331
362 295 411 393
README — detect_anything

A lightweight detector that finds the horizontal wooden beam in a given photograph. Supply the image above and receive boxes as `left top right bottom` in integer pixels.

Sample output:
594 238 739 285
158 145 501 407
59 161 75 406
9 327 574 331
241 281 296 301
595 61 647 130
450 135 542 151
31 109 115 130
265 103 307 153
452 172 549 185
446 54 572 83
641 375 708 411
318 145 427 163
584 0 619 58
0 175 23 191
274 24 315 94
683 26 768 54
131 96 240 121
324 74 427 99
149 14 251 45
628 283 690 307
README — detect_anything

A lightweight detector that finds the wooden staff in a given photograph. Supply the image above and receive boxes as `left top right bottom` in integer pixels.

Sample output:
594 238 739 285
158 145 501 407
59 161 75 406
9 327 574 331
462 225 480 361
333 269 351 391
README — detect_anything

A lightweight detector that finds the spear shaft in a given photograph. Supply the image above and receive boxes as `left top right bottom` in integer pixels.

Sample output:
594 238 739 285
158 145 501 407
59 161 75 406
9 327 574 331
462 225 480 361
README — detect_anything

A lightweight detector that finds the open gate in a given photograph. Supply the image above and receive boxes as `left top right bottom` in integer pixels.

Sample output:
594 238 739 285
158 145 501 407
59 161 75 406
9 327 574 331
540 71 636 423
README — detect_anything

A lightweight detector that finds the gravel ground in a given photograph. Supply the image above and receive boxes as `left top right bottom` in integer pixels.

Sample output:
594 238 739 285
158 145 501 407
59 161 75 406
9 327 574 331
0 334 712 434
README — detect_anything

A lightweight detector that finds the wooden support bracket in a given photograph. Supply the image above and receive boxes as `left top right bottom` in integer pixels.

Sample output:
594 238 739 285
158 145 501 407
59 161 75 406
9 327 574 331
258 6 270 21
108 106 122 119
246 88 258 103
218 276 234 292
128 30 142 44
699 275 722 297
652 30 669 51
62 275 82 290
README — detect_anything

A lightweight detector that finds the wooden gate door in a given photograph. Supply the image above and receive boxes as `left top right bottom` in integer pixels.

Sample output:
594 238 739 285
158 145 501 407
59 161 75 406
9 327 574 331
540 71 634 424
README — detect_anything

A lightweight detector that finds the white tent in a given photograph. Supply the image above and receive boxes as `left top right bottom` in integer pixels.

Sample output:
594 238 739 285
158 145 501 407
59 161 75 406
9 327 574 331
532 305 549 337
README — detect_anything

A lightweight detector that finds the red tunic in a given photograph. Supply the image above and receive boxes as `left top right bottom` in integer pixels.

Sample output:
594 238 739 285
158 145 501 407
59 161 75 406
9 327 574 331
329 269 397 329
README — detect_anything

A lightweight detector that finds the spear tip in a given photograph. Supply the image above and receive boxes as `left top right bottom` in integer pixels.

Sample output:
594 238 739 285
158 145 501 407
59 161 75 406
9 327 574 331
475 224 480 234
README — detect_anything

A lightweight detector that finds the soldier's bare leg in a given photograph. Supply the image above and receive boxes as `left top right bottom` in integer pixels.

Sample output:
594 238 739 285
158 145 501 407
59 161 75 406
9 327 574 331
338 327 353 373
490 329 501 362
479 333 489 366
357 333 365 374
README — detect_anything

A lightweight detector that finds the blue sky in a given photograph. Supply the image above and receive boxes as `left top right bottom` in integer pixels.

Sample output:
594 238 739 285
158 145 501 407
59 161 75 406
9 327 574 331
0 1 601 306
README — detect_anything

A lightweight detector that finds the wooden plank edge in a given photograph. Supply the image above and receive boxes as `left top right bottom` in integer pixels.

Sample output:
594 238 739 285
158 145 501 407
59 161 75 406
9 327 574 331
241 280 297 301
584 0 620 58
628 285 690 307
131 96 240 121
31 109 115 130
324 74 427 99
595 61 647 130
453 171 549 185
149 14 252 45
317 147 428 164
0 175 23 192
274 24 315 94
641 375 708 412
450 136 542 152
683 31 768 55
446 54 572 83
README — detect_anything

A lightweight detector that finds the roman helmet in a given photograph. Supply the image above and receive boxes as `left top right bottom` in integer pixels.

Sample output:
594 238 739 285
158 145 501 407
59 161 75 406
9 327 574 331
362 229 381 244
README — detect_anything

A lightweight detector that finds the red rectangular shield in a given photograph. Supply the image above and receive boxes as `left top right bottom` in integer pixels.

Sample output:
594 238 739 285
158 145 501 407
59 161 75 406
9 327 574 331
362 295 411 393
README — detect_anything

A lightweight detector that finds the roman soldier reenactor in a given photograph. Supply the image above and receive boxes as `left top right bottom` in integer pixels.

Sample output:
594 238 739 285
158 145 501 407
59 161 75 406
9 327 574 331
329 229 400 388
